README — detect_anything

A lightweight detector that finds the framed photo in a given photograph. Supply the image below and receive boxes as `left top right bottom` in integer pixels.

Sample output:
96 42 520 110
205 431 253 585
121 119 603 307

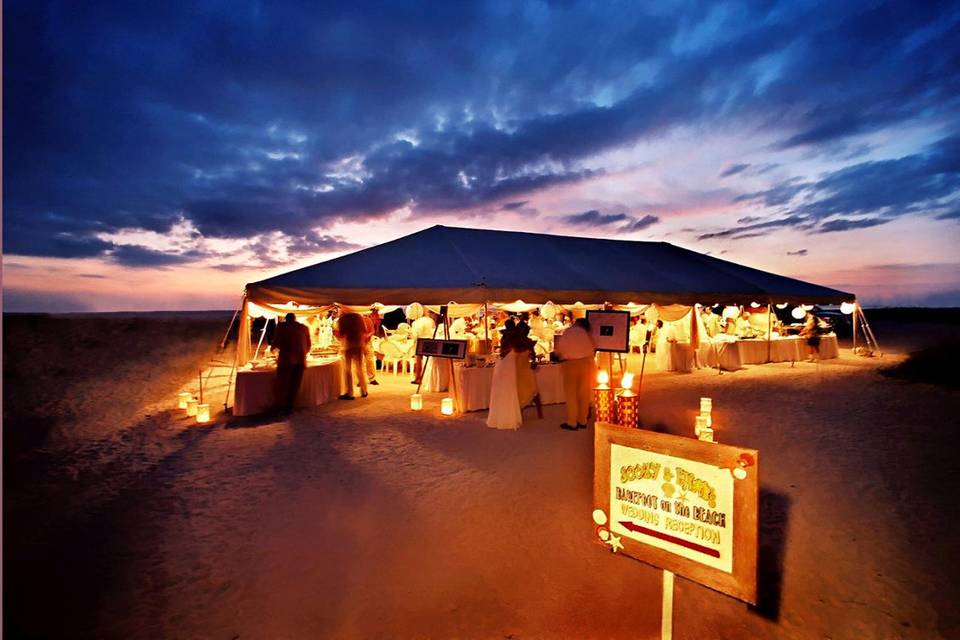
416 338 468 359
586 310 630 353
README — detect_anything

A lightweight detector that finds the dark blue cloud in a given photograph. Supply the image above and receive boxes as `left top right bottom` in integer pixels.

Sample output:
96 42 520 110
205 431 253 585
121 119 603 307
4 0 960 262
561 210 629 226
720 163 751 178
620 214 660 232
729 133 960 234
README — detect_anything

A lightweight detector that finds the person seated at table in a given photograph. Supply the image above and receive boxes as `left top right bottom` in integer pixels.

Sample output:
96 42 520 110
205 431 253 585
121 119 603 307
271 313 311 413
629 316 648 353
335 311 368 399
449 315 467 338
736 310 754 337
724 317 737 336
702 306 721 337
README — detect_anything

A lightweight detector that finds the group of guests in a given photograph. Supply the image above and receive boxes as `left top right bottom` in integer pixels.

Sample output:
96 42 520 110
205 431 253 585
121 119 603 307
486 313 595 432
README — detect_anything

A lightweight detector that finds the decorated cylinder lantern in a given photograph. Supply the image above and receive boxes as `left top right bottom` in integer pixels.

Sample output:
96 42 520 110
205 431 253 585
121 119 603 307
410 394 423 411
196 403 211 424
186 398 199 417
177 392 192 409
593 370 615 423
617 373 638 429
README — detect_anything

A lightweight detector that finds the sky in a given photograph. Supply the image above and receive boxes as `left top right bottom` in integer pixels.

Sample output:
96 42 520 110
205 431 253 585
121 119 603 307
4 0 960 312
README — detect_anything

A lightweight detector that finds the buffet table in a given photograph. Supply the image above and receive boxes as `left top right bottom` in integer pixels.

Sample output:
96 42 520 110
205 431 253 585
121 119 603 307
700 334 839 369
454 362 565 412
234 356 342 416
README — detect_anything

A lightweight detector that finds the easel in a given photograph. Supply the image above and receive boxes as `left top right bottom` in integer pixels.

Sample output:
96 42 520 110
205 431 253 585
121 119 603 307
415 307 463 413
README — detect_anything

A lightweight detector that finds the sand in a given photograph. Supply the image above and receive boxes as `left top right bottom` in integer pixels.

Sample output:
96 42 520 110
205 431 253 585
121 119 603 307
4 313 959 639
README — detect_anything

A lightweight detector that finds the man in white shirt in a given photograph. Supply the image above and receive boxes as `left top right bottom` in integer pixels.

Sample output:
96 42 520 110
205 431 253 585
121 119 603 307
412 311 437 383
554 318 596 430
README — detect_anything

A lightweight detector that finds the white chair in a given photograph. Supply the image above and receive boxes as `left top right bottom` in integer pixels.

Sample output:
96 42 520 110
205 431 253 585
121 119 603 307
380 339 406 375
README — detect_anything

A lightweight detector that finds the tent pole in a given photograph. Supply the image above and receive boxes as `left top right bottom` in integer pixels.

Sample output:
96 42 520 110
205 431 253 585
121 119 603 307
852 301 858 353
253 320 269 360
766 299 772 364
219 295 244 350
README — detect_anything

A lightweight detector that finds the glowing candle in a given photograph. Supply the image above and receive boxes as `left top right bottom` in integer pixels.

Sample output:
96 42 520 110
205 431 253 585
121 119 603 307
700 397 712 413
410 394 423 411
177 392 192 409
621 372 635 391
597 370 610 388
441 397 454 415
196 403 210 424
186 398 198 417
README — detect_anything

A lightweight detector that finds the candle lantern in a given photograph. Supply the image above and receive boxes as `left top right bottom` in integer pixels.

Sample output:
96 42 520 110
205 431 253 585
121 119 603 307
196 403 210 424
177 392 192 409
616 374 639 429
410 394 423 411
695 415 708 437
593 370 615 423
698 427 715 442
186 398 198 417
441 397 455 416
700 397 712 414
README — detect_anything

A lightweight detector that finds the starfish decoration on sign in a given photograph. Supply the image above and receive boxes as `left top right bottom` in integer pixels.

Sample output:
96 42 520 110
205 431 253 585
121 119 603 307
606 533 624 553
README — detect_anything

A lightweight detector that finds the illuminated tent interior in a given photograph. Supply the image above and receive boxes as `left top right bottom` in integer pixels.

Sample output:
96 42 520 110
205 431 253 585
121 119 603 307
236 225 856 365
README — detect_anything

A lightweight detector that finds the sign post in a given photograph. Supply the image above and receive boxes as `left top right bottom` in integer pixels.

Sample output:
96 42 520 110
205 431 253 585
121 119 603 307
593 420 759 636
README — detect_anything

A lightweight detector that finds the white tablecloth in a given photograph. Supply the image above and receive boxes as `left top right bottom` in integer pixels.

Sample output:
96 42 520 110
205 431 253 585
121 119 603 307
421 356 452 392
234 357 342 416
701 334 839 367
454 362 565 412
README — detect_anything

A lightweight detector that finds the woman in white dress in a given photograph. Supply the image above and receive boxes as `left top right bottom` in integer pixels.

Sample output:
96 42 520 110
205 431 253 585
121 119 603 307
487 322 538 430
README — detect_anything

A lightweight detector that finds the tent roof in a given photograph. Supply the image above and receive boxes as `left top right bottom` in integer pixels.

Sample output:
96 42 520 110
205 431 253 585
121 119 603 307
246 225 854 306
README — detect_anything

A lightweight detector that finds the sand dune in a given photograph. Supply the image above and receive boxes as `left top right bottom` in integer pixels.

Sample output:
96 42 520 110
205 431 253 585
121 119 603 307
3 312 959 639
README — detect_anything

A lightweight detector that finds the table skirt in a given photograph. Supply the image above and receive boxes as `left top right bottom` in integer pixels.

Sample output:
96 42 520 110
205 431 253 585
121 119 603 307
455 363 564 412
234 359 342 416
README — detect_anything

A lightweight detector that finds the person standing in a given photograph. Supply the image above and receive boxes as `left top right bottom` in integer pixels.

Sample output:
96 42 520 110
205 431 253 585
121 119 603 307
411 308 437 384
362 312 379 386
554 318 596 431
271 313 311 413
702 306 721 337
335 311 368 399
800 310 821 362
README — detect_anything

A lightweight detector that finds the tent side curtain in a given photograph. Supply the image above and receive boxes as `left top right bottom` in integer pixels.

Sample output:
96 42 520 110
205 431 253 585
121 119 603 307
237 297 252 366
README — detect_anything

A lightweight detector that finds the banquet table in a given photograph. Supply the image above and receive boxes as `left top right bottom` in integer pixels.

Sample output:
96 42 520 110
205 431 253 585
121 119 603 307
234 356 342 416
700 334 839 368
454 362 565 412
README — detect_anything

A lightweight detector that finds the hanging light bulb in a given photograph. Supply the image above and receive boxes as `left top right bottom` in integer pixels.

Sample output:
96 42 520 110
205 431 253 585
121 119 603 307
791 306 806 320
840 301 856 315
776 302 788 309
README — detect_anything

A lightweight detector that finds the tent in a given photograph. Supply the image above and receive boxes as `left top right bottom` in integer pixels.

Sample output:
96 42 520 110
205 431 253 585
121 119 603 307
246 224 854 307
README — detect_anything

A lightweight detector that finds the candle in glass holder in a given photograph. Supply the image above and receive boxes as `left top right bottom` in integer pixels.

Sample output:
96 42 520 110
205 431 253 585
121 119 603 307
186 398 198 417
196 403 210 424
698 427 715 442
177 392 192 409
410 393 423 411
441 397 454 415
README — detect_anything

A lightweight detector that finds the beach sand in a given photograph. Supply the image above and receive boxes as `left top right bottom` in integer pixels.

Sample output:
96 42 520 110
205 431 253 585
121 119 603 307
3 313 959 639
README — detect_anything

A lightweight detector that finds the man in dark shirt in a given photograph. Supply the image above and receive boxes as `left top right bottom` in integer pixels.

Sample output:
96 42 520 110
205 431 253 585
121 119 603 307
271 313 311 412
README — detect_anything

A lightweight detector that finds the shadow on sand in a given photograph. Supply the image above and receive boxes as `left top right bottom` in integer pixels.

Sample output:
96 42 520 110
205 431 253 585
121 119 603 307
750 488 791 621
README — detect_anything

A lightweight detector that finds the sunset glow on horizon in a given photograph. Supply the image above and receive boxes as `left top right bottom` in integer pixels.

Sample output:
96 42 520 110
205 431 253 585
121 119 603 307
5 1 960 312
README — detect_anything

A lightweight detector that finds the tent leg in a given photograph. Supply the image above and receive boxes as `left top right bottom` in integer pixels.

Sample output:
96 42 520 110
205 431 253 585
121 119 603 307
219 295 244 350
252 321 269 360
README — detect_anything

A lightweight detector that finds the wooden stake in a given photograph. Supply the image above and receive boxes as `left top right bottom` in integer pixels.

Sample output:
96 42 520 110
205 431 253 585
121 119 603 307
662 570 674 640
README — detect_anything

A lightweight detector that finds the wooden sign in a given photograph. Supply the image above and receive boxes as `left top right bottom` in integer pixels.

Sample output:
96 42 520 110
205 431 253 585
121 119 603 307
593 422 758 604
415 338 468 359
